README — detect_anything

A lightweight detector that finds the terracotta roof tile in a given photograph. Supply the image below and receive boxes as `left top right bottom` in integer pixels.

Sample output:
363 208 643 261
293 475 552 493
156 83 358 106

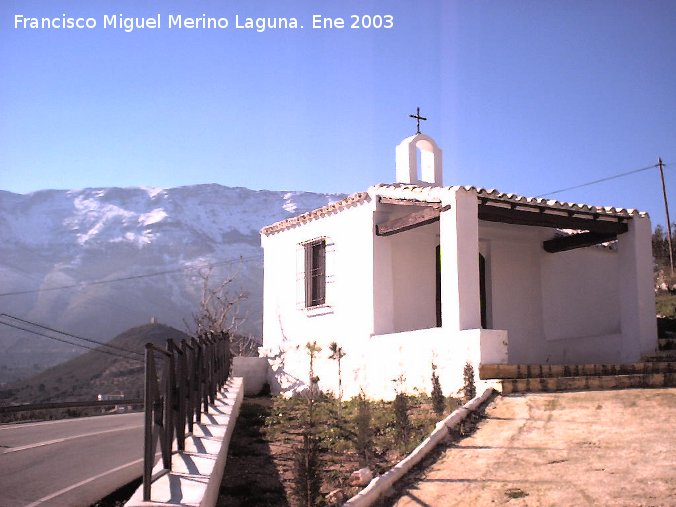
260 191 370 235
261 183 648 235
373 183 648 218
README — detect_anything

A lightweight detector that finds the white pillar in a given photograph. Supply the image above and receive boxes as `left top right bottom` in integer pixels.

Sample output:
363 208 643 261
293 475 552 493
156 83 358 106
372 213 395 335
618 216 658 360
440 188 481 331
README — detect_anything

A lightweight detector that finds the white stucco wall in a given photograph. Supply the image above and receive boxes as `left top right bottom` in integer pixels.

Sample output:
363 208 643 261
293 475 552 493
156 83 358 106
541 247 620 341
261 200 377 394
618 216 658 358
484 223 545 363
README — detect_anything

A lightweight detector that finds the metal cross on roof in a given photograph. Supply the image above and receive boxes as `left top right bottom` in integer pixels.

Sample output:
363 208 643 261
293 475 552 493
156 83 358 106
409 107 427 134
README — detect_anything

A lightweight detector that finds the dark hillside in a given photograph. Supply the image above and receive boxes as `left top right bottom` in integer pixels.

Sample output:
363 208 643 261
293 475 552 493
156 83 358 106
0 323 190 405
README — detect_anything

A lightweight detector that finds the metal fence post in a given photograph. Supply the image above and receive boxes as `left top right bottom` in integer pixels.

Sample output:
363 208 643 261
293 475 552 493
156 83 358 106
143 344 154 501
161 341 174 470
141 330 233 500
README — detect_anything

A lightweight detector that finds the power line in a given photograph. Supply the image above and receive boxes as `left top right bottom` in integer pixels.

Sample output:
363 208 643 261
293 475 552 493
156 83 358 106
0 319 142 362
537 163 662 198
0 313 143 357
0 253 263 298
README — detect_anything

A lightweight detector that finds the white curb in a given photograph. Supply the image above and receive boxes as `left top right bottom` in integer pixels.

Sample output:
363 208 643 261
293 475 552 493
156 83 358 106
343 388 495 507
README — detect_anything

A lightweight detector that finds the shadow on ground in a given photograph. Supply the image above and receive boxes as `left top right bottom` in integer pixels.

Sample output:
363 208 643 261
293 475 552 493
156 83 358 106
217 398 288 507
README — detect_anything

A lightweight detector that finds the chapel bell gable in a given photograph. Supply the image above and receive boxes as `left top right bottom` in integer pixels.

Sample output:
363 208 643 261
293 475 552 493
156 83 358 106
395 133 443 186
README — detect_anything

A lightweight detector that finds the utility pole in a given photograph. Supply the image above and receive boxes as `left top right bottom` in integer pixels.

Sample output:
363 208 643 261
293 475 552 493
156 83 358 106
658 157 674 279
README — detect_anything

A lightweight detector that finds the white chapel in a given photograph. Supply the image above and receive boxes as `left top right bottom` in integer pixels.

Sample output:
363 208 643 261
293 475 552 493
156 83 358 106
259 126 657 399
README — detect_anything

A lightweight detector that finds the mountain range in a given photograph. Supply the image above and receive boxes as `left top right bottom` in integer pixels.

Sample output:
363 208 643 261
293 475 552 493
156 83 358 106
0 184 342 383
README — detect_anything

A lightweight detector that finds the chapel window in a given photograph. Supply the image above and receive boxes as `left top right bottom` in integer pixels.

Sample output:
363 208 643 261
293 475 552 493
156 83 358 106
304 239 326 307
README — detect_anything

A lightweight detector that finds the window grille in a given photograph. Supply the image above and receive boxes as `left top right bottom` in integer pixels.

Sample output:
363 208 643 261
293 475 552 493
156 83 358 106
296 237 334 309
305 239 326 307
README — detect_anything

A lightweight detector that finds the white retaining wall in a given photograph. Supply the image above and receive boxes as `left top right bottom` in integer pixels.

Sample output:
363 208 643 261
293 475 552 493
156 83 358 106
125 377 244 507
232 356 268 396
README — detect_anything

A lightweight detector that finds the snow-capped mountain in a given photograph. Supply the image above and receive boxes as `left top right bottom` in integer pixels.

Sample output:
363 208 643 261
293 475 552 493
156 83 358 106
0 184 343 382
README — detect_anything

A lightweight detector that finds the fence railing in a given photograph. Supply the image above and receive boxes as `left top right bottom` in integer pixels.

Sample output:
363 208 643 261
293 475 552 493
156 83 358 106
143 332 231 501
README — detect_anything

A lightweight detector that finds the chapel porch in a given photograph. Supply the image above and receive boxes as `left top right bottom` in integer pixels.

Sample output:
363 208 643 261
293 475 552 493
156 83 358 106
372 184 658 369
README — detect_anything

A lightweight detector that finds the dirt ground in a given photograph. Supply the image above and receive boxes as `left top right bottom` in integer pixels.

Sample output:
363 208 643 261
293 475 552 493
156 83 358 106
392 388 676 507
217 394 453 506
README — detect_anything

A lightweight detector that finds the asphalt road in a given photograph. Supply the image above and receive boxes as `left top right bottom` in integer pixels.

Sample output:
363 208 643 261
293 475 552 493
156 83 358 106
0 412 145 507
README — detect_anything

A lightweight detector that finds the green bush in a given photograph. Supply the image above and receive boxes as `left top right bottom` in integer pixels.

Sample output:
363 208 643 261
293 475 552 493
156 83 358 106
463 362 476 402
430 364 445 416
393 392 411 448
354 393 372 467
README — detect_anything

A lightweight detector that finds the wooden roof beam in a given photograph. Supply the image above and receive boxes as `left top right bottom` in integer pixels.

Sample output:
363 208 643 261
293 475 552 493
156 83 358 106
543 231 618 253
378 196 443 208
478 204 629 235
375 205 450 237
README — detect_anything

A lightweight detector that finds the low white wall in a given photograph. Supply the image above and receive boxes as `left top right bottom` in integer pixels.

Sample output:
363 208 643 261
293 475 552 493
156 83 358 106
479 329 509 364
265 327 497 401
358 328 483 400
232 356 269 396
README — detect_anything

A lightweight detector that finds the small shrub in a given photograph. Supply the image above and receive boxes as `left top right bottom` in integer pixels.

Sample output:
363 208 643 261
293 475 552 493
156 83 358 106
354 392 373 467
393 392 410 447
291 342 324 506
447 395 462 412
430 363 445 416
463 362 476 402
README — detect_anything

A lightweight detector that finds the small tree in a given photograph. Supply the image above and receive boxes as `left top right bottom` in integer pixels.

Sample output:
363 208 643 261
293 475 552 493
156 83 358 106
191 267 243 335
392 374 410 447
463 362 476 402
292 341 323 507
354 390 373 467
305 341 322 402
431 362 445 416
653 223 676 288
188 267 260 354
328 342 346 402
292 432 322 507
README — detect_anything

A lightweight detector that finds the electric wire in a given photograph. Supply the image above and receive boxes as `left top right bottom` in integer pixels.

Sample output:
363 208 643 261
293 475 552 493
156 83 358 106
537 163 663 198
0 252 263 298
0 313 143 357
5 161 667 301
0 319 143 362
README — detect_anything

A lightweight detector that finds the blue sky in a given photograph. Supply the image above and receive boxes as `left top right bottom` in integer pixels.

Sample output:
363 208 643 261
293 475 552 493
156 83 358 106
1 0 675 226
